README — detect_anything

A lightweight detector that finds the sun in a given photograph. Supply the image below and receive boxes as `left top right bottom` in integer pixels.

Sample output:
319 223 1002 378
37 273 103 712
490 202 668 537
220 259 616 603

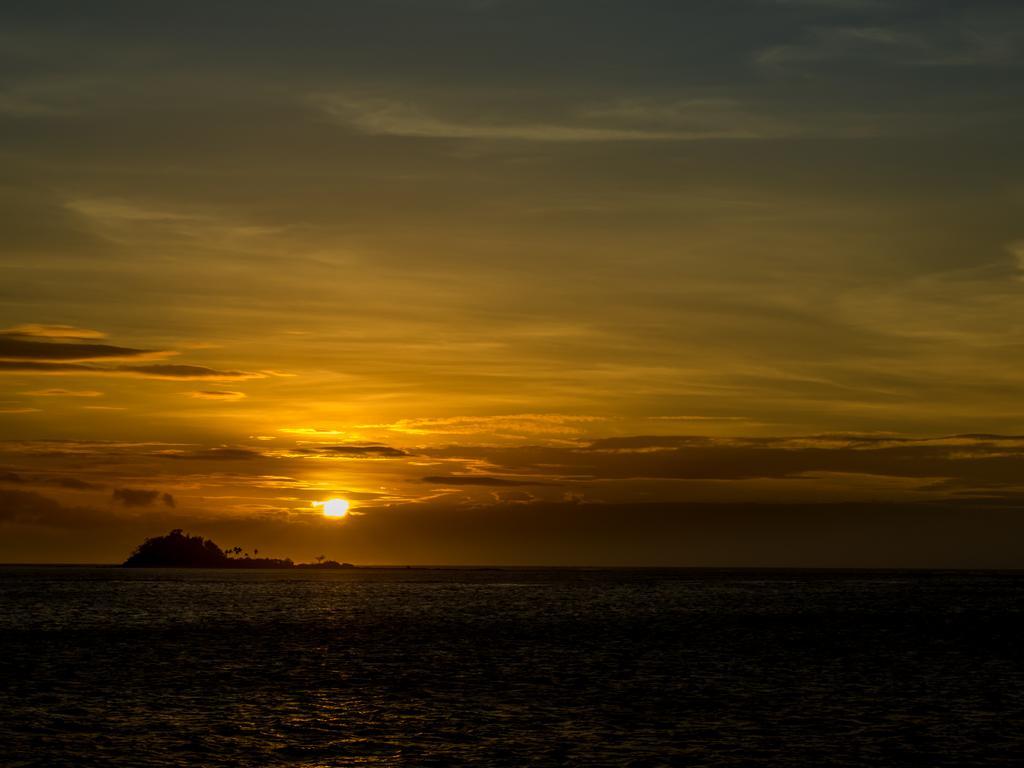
320 498 350 518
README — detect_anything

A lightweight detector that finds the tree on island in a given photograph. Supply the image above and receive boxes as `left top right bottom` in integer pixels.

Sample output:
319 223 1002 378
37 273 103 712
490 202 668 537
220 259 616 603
123 529 230 567
122 529 353 569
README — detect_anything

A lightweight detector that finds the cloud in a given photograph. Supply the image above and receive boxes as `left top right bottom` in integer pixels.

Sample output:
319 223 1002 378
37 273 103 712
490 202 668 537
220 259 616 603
111 488 175 507
0 361 263 380
316 90 928 144
158 447 263 460
117 364 263 380
756 26 925 68
0 335 163 363
0 407 39 414
318 94 694 142
0 92 71 118
10 433 1024 509
757 13 1024 70
649 415 757 423
297 444 409 458
111 488 162 507
314 93 839 143
187 390 247 401
422 475 556 487
0 361 95 373
362 413 604 437
2 324 107 340
52 477 106 491
418 434 1024 501
0 439 192 458
0 327 263 380
65 199 199 224
23 388 103 397
279 427 349 437
0 489 103 527
0 473 106 491
1011 241 1024 277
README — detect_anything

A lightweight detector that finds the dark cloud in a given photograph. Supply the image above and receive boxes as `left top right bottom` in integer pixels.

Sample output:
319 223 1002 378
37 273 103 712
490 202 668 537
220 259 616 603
0 335 156 362
0 361 101 373
115 364 264 380
112 488 161 507
585 434 1024 451
423 434 1024 490
0 471 104 491
0 327 263 380
159 447 263 460
162 492 175 508
422 475 556 487
587 436 722 450
0 361 262 380
0 488 102 527
300 444 408 458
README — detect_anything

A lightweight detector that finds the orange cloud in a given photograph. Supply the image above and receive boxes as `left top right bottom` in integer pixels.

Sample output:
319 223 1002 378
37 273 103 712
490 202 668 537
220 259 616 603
187 390 247 401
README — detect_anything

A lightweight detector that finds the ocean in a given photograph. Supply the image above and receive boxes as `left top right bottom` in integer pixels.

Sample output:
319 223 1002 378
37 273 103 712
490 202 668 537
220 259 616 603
1 566 1022 766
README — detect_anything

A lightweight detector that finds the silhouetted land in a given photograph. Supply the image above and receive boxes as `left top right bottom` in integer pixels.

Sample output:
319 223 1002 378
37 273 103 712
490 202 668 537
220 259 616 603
123 529 354 569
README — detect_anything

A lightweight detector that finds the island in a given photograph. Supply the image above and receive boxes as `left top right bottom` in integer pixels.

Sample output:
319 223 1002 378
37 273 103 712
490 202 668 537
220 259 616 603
123 529 354 569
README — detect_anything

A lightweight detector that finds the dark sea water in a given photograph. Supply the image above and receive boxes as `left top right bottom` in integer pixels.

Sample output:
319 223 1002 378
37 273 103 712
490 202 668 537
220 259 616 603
1 567 1023 767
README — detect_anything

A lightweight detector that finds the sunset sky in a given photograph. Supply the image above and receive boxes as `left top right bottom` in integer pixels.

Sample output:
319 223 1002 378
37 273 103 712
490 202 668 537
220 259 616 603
3 0 1024 565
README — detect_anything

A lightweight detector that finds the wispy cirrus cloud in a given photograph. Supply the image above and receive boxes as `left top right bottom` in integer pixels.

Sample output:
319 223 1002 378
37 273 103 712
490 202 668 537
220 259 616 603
64 198 286 253
316 93 702 142
65 199 200 224
314 92 875 142
359 413 604 437
2 324 107 341
756 26 923 68
757 13 1024 70
313 87 963 146
22 388 104 397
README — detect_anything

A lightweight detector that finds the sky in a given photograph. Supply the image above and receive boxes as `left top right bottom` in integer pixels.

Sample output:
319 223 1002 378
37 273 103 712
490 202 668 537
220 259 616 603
2 0 1024 565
